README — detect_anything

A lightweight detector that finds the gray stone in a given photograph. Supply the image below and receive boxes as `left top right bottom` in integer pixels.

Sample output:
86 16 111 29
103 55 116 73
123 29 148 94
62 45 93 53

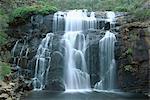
46 51 65 91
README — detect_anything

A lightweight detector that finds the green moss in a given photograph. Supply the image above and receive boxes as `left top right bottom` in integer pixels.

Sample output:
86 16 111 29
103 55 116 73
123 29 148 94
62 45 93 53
0 61 11 80
9 4 57 24
124 65 133 72
126 48 133 55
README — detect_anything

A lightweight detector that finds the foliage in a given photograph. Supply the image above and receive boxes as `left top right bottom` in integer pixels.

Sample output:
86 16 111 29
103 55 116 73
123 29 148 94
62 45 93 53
0 0 37 13
0 32 8 46
114 6 128 12
0 61 11 80
132 9 150 21
39 0 146 11
126 48 133 55
0 9 8 46
9 4 57 24
1 0 148 23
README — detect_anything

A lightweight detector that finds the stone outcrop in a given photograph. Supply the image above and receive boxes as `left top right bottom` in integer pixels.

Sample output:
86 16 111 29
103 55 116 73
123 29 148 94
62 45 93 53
116 16 150 93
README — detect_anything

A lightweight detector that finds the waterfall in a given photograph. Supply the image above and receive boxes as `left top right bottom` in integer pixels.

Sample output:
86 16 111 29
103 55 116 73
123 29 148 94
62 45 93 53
94 11 117 91
12 40 19 64
9 10 116 91
57 10 97 90
53 11 65 33
33 33 54 90
94 31 116 90
52 10 117 91
11 40 29 76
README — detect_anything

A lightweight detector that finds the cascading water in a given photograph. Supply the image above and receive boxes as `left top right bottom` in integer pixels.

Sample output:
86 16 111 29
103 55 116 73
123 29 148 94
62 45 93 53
11 40 29 75
33 33 54 90
10 9 118 92
94 11 117 91
57 10 97 90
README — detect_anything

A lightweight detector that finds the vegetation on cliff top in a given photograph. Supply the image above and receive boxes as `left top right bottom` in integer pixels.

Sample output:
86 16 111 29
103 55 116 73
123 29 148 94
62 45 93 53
9 4 57 25
0 0 148 53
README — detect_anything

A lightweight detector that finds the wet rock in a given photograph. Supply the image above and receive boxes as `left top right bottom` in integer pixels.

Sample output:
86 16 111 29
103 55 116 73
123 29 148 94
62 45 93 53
45 79 65 91
117 21 150 94
90 74 100 88
85 41 100 87
46 51 65 91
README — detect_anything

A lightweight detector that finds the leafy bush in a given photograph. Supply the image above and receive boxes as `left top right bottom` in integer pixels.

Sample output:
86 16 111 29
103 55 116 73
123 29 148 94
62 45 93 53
114 6 128 12
9 4 57 24
42 0 146 12
132 9 150 21
0 61 11 80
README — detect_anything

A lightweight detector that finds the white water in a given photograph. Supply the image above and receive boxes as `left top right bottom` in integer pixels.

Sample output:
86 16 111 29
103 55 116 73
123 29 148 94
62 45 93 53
12 40 29 75
31 10 117 91
58 10 97 90
12 40 19 64
33 33 54 90
53 11 65 33
94 11 117 91
10 10 118 92
53 10 117 91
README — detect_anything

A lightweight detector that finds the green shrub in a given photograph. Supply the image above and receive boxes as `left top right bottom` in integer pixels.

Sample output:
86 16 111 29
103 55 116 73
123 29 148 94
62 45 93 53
114 6 128 12
9 4 57 24
132 9 150 21
0 61 11 80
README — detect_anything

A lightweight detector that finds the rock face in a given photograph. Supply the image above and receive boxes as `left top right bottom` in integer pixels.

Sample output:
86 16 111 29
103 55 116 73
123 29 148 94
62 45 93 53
116 15 150 93
8 14 54 77
3 12 149 94
7 12 114 91
0 76 32 100
46 51 65 91
85 30 104 87
7 14 66 91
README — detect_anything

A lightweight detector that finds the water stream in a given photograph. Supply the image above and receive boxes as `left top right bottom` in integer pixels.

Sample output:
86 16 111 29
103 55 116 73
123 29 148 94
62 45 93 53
11 10 118 92
33 33 54 90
